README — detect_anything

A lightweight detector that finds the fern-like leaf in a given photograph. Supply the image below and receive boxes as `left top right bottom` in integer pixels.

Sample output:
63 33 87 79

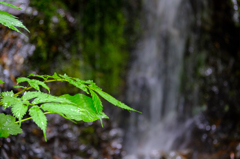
0 10 29 35
0 114 22 138
89 90 103 113
17 77 50 93
31 92 73 104
60 74 89 94
22 91 72 104
1 90 14 97
28 74 47 80
51 72 62 80
60 94 109 122
90 88 141 113
0 1 22 10
11 102 28 126
29 106 47 141
0 91 19 109
41 103 85 121
89 90 104 126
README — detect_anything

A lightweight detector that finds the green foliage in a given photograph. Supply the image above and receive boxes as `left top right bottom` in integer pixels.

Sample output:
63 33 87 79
0 114 22 138
0 1 29 35
1 91 17 109
0 73 140 141
17 77 50 93
0 79 4 83
29 106 47 141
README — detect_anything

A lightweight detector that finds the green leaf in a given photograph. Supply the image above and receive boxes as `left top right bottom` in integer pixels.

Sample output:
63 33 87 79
28 79 50 93
89 90 104 126
0 79 4 83
0 10 29 35
90 88 141 113
21 91 40 100
60 94 109 122
0 113 22 138
29 106 47 141
89 90 103 113
0 1 22 10
1 96 18 109
16 77 29 83
31 92 73 104
0 91 19 109
74 79 102 90
28 74 47 80
2 90 14 97
59 74 89 94
41 103 85 121
17 77 50 93
22 91 72 104
51 72 61 80
11 102 28 125
85 80 102 90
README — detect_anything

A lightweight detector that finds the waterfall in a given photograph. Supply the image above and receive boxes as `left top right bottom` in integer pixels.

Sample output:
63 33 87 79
124 0 198 157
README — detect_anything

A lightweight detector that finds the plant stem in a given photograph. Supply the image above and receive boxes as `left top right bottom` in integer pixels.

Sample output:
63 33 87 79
14 86 32 97
15 112 52 124
44 79 67 83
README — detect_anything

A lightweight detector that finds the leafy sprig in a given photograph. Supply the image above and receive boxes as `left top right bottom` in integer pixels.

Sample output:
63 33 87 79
0 73 140 141
0 0 29 35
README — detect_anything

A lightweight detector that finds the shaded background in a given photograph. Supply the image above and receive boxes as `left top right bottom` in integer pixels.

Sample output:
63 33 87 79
1 0 240 158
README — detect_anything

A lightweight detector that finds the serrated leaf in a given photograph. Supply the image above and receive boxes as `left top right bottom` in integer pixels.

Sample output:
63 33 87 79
41 103 84 121
16 77 29 84
1 91 19 109
29 106 47 141
11 102 28 125
29 79 50 93
1 96 18 108
17 77 50 93
60 74 89 93
0 10 29 36
60 94 109 122
2 90 14 97
89 90 103 113
0 113 22 138
22 91 72 105
90 88 141 113
28 80 40 91
51 72 61 80
31 92 73 104
89 90 104 126
28 74 47 80
22 91 40 100
87 81 102 90
75 79 102 90
0 79 4 83
0 1 22 10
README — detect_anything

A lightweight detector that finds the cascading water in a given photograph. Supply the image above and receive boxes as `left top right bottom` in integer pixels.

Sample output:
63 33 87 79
124 0 200 158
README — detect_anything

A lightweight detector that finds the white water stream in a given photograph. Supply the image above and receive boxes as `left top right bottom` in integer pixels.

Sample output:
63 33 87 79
124 0 197 158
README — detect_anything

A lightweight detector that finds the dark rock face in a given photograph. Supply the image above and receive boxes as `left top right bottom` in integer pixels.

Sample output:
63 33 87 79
175 0 240 157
